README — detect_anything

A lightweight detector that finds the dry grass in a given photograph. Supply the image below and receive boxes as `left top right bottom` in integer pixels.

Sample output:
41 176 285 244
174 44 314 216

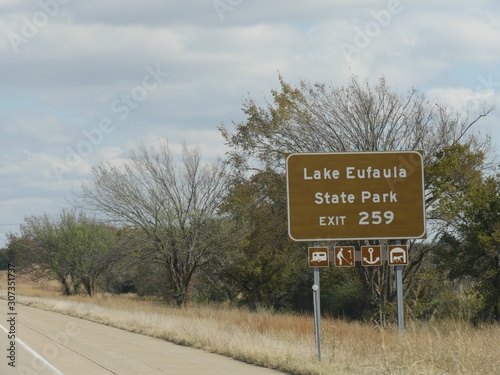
1 272 499 374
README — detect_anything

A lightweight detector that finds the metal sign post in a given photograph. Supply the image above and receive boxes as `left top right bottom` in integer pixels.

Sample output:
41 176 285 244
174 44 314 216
308 246 327 361
312 267 321 360
396 264 404 336
394 240 404 336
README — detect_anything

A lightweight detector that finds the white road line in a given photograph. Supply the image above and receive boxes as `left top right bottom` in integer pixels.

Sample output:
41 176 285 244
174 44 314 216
0 323 65 375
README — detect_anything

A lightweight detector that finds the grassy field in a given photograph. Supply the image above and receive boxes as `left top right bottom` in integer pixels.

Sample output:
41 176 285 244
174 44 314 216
1 272 499 374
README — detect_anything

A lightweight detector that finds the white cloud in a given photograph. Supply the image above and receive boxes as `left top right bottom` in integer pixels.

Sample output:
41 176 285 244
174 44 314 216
427 86 496 111
0 113 75 145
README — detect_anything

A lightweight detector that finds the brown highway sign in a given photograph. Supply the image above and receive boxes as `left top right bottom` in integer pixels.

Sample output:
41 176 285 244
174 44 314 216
361 246 382 266
286 151 426 241
388 245 408 265
334 246 355 267
308 247 329 267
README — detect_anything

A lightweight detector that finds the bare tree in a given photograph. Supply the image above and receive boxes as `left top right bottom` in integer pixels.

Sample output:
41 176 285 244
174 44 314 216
221 74 492 173
78 141 231 306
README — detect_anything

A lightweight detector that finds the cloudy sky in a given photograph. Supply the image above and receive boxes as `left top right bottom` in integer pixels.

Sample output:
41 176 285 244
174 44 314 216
0 0 499 246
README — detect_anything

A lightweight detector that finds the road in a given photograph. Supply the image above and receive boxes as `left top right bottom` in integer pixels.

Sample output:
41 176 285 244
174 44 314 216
0 304 286 375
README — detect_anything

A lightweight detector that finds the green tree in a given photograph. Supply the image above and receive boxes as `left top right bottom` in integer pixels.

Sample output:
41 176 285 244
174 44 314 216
9 210 121 296
396 143 496 322
436 174 500 322
321 266 368 319
219 169 304 309
425 143 486 227
0 248 9 270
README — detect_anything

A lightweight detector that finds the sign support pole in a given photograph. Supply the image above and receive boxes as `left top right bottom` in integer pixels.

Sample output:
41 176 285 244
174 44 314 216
395 240 404 336
312 266 321 360
308 245 326 361
396 265 404 335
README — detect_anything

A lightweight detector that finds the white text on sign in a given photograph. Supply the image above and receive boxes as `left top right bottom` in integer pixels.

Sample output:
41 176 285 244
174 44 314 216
303 166 407 180
286 151 426 241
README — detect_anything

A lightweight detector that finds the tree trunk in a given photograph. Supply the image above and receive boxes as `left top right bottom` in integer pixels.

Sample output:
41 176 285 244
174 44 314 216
82 276 93 297
494 256 500 322
61 277 72 296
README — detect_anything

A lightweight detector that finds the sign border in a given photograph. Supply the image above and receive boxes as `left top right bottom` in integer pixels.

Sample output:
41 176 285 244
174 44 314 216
286 150 426 242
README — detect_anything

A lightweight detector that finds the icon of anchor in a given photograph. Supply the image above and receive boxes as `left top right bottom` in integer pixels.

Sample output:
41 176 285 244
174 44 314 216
363 247 380 265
